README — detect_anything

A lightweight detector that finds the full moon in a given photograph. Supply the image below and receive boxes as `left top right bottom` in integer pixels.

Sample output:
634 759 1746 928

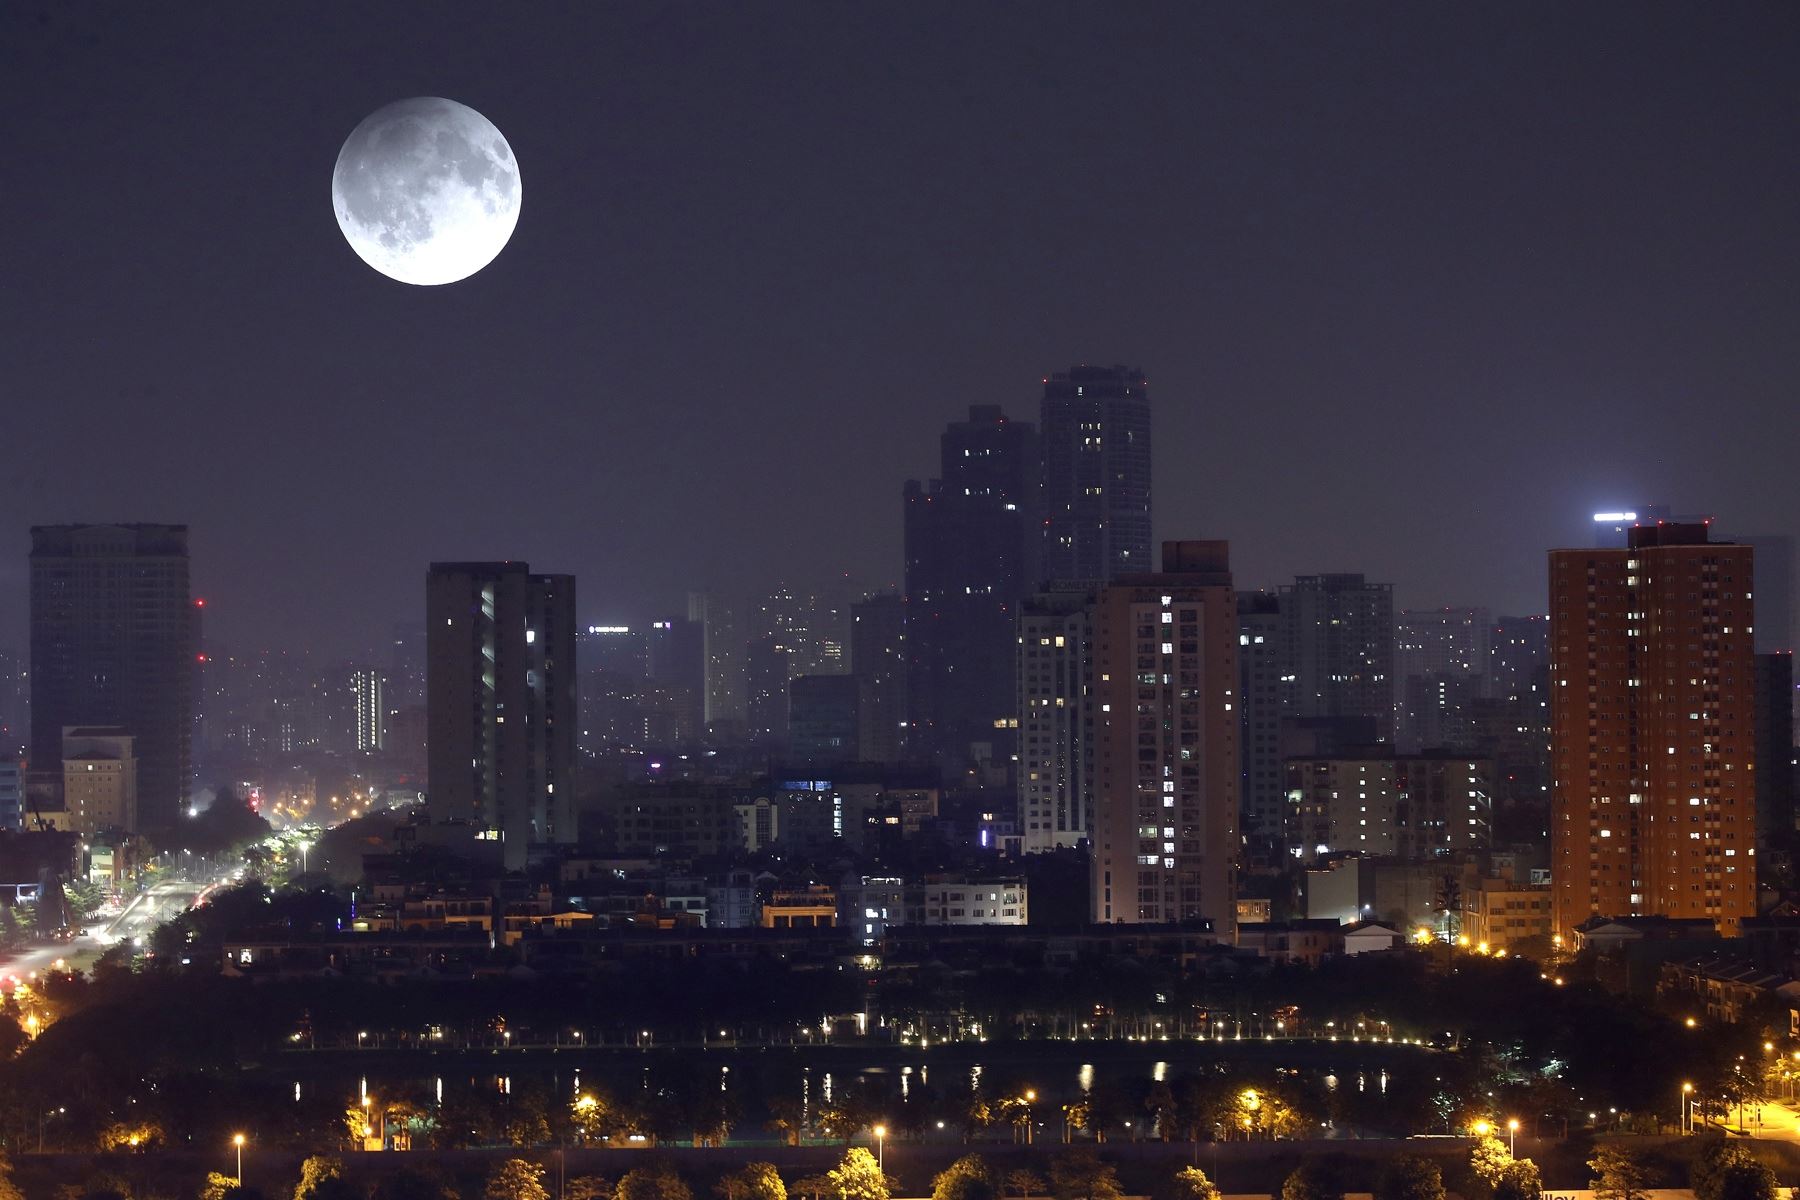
331 97 521 286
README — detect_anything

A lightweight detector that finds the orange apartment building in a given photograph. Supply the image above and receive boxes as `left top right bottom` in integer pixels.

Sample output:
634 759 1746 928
1550 522 1756 939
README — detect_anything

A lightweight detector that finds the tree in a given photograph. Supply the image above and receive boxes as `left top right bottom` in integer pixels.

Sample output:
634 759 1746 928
1493 1162 1541 1200
715 1165 784 1200
571 1094 611 1144
1375 1159 1444 1200
0 1154 23 1200
1049 1151 1121 1200
1693 1141 1757 1200
567 1180 613 1200
789 1178 833 1200
1469 1137 1513 1188
487 1160 550 1200
617 1166 693 1200
1156 1168 1220 1200
1589 1146 1653 1200
203 1174 241 1200
1004 1172 1048 1200
1281 1163 1342 1200
933 1157 996 1200
1715 1161 1777 1200
294 1157 347 1200
827 1148 890 1200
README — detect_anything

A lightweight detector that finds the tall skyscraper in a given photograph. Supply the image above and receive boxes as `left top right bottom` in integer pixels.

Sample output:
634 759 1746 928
1549 524 1757 939
426 562 576 868
1236 591 1285 859
743 635 791 747
351 668 385 752
1278 573 1395 741
1088 541 1238 931
30 524 193 836
850 592 906 764
1041 364 1152 582
1753 652 1795 856
1017 584 1096 853
903 405 1042 769
0 648 25 761
688 591 745 729
647 616 706 740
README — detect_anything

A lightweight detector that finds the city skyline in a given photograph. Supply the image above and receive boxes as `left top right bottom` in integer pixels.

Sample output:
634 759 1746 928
4 4 1797 659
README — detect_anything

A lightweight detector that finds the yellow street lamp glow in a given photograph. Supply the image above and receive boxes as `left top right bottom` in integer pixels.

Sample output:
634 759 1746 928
1413 928 1434 944
1471 1120 1491 1136
1025 1089 1036 1102
874 1125 886 1137
233 1134 246 1146
1685 1017 1698 1028
1507 1119 1519 1131
1683 1082 1694 1094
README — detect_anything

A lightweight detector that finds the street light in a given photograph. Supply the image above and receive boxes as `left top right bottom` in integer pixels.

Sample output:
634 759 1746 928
233 1133 246 1184
1682 1082 1695 1134
1507 1118 1519 1157
873 1124 886 1171
1471 1119 1491 1138
1024 1090 1036 1146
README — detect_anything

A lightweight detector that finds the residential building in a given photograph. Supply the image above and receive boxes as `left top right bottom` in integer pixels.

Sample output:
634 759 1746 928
426 562 576 868
61 726 137 837
789 674 860 763
30 524 193 836
351 668 384 752
850 592 906 764
1040 364 1152 582
1755 652 1796 854
904 405 1042 770
1549 523 1757 939
1088 541 1239 931
1017 583 1096 853
1285 752 1492 863
0 758 21 832
1277 572 1395 742
1237 592 1285 858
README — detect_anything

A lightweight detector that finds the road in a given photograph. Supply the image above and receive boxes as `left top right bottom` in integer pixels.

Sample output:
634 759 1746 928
0 878 202 982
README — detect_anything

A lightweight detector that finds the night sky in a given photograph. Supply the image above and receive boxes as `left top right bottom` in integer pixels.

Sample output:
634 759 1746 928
3 3 1796 658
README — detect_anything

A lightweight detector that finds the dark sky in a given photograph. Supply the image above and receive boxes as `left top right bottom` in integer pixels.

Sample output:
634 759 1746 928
3 3 1796 659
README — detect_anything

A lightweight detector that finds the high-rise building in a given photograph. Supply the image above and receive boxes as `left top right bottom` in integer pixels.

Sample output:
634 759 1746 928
744 635 791 747
1040 364 1152 583
0 648 25 761
1719 533 1795 655
0 757 20 832
1277 573 1395 741
1754 652 1795 855
351 668 385 752
1490 615 1549 703
1549 524 1757 939
61 726 137 837
1395 607 1492 752
1236 592 1284 859
426 562 576 869
1285 751 1491 863
789 674 860 764
1017 583 1096 853
30 524 193 836
647 617 705 741
753 586 850 677
1088 541 1239 931
688 592 746 729
904 405 1042 770
850 593 906 764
